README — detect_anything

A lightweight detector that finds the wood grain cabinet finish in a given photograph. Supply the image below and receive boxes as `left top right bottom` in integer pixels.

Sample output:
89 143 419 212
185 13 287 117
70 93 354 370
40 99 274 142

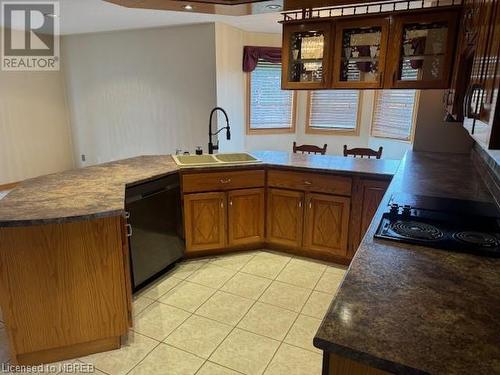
184 192 226 252
228 188 265 246
304 193 351 256
349 178 390 256
182 170 265 193
0 217 128 365
385 9 460 89
268 169 352 196
267 188 304 248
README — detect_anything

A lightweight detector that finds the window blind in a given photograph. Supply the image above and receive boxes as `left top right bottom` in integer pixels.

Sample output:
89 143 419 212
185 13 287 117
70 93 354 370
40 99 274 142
371 90 417 140
308 90 360 130
249 61 294 130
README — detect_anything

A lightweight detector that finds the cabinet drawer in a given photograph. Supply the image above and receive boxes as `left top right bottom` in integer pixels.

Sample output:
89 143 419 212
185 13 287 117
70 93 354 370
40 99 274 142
183 170 265 193
268 170 352 196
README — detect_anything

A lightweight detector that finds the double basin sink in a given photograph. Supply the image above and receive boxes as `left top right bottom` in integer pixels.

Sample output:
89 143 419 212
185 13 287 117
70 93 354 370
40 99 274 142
173 152 262 167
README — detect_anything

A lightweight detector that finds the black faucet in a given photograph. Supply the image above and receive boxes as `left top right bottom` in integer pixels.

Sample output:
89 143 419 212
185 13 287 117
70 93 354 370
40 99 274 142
208 107 231 154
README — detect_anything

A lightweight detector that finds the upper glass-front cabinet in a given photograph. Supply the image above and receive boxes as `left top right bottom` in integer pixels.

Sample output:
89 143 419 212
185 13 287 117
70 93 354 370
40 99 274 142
386 10 459 89
333 17 389 89
282 22 333 89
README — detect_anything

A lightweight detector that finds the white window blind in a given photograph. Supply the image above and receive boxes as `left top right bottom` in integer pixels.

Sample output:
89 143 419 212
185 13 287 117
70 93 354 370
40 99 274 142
371 90 417 140
249 61 294 130
308 90 360 131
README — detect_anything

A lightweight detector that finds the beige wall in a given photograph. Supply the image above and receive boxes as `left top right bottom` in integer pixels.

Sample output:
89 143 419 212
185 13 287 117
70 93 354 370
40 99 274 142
412 90 473 153
62 24 217 167
0 44 74 184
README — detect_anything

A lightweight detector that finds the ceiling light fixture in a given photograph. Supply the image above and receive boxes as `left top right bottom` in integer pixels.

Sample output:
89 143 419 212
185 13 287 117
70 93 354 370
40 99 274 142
265 4 282 10
183 4 193 10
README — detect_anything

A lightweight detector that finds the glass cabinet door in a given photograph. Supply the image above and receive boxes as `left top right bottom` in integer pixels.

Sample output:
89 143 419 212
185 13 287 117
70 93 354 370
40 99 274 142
282 22 332 89
333 18 389 88
388 10 459 89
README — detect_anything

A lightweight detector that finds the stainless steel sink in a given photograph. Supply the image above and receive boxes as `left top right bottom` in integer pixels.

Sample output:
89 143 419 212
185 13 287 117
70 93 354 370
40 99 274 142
173 153 261 167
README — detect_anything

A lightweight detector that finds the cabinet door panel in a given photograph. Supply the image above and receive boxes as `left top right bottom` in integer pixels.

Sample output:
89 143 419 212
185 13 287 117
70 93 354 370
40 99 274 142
385 9 459 89
228 188 265 246
304 193 350 256
282 21 333 89
184 192 226 252
267 189 304 247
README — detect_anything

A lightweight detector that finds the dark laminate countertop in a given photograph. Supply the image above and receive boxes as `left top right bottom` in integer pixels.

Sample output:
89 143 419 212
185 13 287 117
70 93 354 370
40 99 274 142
314 151 500 375
0 151 400 227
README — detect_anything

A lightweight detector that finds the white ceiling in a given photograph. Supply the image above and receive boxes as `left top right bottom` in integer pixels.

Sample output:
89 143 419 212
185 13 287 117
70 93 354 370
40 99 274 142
50 0 282 35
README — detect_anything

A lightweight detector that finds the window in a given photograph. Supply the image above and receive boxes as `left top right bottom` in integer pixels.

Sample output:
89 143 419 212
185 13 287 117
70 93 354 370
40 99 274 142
306 90 361 134
371 90 418 141
247 60 296 133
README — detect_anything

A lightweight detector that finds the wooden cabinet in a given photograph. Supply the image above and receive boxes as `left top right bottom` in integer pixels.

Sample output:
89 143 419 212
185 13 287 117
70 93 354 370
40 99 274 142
332 17 390 89
184 192 226 252
282 8 459 90
385 9 459 89
267 188 304 247
228 188 265 246
304 193 350 256
282 21 333 89
349 178 390 256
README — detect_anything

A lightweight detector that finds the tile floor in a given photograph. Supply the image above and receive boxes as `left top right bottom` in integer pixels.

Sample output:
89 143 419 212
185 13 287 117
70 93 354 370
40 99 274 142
0 250 347 375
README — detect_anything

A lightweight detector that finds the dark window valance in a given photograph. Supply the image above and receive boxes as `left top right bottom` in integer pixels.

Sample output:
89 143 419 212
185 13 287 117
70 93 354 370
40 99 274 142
243 46 282 72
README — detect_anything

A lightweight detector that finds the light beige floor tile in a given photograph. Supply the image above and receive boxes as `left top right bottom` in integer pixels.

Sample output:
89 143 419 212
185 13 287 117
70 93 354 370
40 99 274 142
197 361 241 375
209 253 256 271
187 264 236 289
210 329 280 375
159 281 216 312
284 315 322 353
165 315 232 359
167 259 208 280
276 262 324 289
220 272 271 300
80 332 158 375
325 264 348 276
237 302 297 341
259 281 310 312
240 253 290 279
301 291 334 319
0 328 10 364
128 344 204 375
314 271 344 294
288 257 328 273
196 291 253 326
133 296 155 317
139 275 182 300
133 302 190 341
264 343 322 375
259 251 292 261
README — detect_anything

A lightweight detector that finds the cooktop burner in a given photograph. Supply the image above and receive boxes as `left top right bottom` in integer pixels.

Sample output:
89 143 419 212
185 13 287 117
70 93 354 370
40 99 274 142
453 231 500 248
375 194 500 258
390 221 444 241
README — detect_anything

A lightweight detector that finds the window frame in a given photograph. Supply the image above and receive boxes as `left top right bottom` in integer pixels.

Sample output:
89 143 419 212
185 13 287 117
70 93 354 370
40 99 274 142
305 90 363 136
370 90 420 142
246 65 297 135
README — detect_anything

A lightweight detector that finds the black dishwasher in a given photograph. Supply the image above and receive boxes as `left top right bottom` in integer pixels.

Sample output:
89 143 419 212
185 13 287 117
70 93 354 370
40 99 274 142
125 174 184 292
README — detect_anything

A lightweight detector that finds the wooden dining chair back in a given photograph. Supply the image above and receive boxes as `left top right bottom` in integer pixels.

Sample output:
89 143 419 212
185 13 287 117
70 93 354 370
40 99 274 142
293 142 328 155
343 145 383 159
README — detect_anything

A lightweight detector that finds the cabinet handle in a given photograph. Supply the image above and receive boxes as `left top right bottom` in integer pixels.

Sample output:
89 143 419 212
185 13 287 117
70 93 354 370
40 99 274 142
220 178 232 184
126 224 133 237
124 211 130 219
298 200 302 208
221 200 224 208
309 201 312 209
229 200 233 206
303 180 312 186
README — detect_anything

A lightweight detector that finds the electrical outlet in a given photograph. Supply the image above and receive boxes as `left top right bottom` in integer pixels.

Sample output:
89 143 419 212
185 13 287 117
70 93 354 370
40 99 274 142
81 154 86 162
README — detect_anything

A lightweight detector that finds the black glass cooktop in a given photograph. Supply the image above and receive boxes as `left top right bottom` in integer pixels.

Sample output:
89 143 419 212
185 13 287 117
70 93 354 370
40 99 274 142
374 193 500 258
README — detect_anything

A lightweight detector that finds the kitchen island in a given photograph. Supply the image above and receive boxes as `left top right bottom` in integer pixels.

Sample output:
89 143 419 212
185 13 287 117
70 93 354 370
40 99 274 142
314 152 500 375
0 151 399 365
